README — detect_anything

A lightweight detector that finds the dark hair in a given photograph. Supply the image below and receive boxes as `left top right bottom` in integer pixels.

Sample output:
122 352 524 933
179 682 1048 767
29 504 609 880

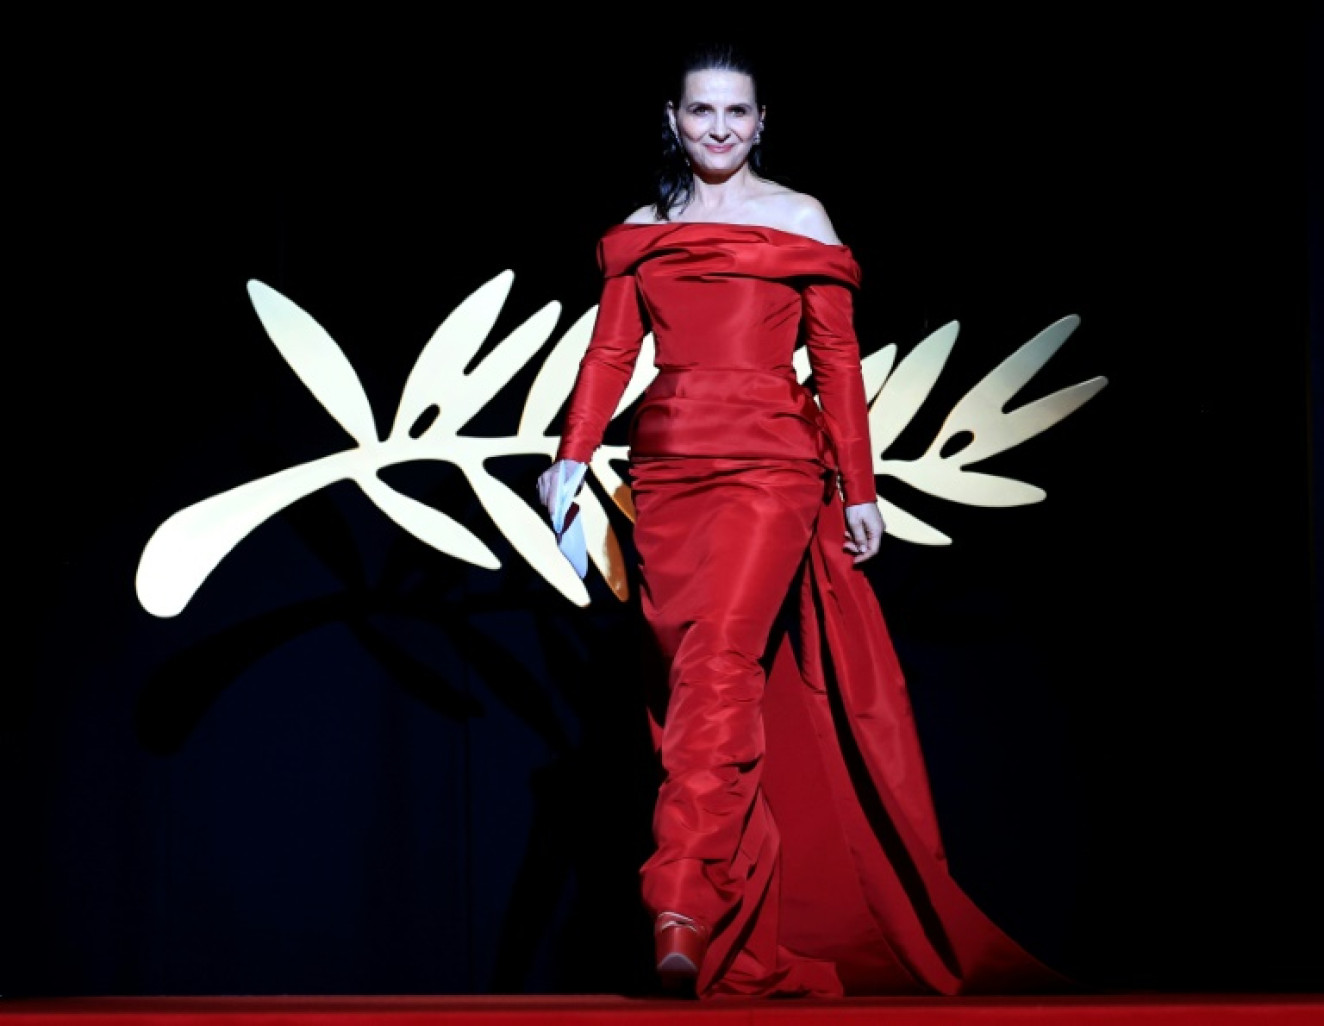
653 42 768 221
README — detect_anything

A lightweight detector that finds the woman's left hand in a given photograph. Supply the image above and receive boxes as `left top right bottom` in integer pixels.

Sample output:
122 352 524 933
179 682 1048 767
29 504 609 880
843 501 885 564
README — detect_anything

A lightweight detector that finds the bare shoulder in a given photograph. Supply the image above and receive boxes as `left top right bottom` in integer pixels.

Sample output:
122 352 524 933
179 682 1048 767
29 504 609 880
778 192 842 245
756 186 842 245
624 203 661 224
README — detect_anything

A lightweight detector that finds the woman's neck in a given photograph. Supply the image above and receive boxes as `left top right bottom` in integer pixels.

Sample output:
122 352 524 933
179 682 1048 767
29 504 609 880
685 167 763 219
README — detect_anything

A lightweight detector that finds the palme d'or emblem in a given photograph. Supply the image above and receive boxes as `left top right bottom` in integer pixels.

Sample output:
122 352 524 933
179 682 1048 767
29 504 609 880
136 272 1107 616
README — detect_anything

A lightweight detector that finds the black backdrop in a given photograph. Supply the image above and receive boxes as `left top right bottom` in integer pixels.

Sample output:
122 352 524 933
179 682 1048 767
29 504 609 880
7 10 1320 999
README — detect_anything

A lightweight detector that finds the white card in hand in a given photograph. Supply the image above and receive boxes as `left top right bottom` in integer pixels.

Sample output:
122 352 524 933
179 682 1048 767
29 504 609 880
557 505 587 578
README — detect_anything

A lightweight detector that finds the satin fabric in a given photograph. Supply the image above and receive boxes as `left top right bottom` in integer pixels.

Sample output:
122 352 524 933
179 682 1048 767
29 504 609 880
559 224 875 505
557 223 1067 997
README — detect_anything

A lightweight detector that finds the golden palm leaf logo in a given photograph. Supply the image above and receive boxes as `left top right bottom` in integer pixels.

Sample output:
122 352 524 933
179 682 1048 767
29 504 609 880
135 272 1106 617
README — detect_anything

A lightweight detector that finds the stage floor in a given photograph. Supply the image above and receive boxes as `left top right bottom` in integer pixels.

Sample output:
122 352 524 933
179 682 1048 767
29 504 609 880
0 994 1322 1024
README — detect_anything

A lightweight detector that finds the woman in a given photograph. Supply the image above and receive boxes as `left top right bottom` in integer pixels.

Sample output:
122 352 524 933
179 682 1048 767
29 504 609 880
537 41 1067 1000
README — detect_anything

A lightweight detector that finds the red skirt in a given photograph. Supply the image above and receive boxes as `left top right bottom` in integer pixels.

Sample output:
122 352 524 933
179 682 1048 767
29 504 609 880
628 455 1068 999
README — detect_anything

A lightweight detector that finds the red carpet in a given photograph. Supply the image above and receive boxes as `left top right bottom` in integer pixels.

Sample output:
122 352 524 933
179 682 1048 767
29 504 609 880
0 995 1322 1025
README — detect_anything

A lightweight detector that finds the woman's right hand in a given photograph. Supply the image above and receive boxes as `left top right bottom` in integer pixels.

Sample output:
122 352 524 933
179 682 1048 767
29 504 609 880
537 459 588 530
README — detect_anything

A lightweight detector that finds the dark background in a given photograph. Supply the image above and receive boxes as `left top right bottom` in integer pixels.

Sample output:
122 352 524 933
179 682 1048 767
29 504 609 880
6 9 1319 998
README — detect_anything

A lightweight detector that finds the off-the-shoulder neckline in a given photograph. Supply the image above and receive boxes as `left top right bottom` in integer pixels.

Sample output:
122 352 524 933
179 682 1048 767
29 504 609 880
604 221 848 250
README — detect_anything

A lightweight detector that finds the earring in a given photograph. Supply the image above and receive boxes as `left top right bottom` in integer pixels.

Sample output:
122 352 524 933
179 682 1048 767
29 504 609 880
755 122 765 145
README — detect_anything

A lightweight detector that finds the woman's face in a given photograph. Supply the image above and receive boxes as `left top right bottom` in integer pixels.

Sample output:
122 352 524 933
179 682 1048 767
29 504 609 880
669 68 763 178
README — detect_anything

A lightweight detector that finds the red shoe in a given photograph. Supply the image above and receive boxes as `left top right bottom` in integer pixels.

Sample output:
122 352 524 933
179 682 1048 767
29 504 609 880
655 911 709 991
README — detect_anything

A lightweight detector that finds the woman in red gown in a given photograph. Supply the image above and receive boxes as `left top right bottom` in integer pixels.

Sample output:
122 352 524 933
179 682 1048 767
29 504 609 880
537 41 1068 1000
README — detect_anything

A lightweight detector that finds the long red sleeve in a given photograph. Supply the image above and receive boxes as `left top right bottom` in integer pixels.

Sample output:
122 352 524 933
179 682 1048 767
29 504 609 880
803 282 877 506
556 272 646 463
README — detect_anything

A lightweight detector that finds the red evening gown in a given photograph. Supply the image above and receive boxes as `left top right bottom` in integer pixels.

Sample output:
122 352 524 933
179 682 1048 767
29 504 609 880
556 222 1068 999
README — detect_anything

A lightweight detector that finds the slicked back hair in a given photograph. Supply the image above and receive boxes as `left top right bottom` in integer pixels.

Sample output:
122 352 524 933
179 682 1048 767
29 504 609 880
653 42 768 221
